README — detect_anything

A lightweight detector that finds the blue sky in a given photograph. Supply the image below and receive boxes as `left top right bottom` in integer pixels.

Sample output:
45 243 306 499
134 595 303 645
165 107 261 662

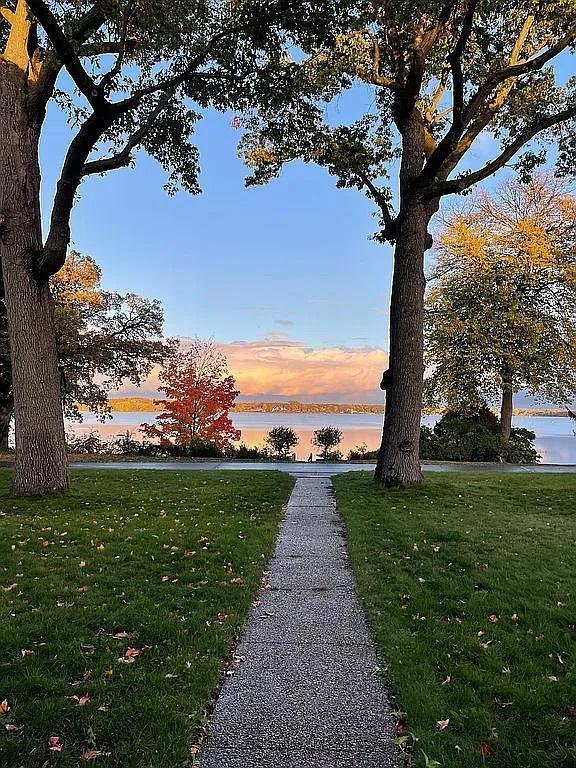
41 87 393 351
39 53 573 401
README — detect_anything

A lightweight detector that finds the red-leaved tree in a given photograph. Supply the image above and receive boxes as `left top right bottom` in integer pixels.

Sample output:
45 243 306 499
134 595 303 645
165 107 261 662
142 340 240 451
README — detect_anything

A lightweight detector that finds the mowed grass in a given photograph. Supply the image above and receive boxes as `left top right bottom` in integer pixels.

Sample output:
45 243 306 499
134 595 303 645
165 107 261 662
333 472 576 768
0 470 293 767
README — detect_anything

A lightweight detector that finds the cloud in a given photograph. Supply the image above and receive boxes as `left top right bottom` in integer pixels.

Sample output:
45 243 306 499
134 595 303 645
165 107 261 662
274 319 294 327
118 335 388 403
221 336 387 399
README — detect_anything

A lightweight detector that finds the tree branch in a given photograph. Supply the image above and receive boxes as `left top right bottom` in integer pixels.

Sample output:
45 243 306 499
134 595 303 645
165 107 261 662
38 112 116 278
81 89 176 176
429 103 576 197
30 4 106 115
464 21 576 124
357 169 396 236
26 0 107 111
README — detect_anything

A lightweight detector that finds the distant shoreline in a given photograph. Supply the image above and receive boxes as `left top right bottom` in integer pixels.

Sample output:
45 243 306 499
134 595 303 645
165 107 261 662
82 397 571 418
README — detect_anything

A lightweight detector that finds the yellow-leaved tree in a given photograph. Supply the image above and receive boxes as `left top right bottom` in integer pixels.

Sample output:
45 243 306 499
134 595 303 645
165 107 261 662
425 176 576 440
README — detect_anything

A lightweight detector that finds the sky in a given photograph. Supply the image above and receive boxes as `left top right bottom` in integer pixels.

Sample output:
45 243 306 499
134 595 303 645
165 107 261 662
39 54 572 403
41 83 397 401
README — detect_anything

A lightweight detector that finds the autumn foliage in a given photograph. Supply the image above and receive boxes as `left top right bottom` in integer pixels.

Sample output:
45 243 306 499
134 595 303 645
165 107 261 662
142 341 240 450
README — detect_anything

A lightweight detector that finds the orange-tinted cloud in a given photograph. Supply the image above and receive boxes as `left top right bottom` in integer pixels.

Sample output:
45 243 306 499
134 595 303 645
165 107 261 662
220 337 387 397
118 336 388 402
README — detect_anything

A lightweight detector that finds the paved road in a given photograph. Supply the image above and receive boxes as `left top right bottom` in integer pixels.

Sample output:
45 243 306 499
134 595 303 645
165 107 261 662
198 477 398 768
69 460 576 476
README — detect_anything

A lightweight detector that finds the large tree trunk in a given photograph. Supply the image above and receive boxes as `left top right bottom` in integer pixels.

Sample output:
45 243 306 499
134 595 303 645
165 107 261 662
375 202 430 486
500 372 513 442
0 61 69 495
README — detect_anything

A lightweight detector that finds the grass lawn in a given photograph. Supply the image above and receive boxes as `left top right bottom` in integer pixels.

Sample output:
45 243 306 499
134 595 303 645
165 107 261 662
0 469 293 767
333 471 576 768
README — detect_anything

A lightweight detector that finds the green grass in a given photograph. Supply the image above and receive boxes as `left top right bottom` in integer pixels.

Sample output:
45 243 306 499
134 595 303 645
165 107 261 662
0 470 293 767
333 472 576 768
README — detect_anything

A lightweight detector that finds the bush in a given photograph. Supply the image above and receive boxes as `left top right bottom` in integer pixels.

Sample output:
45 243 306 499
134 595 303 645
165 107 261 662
420 408 538 463
229 443 270 460
66 431 109 455
347 443 369 460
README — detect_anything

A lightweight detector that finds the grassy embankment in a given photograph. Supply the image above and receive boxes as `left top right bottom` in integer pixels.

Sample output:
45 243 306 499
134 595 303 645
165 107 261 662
334 471 576 768
0 470 293 767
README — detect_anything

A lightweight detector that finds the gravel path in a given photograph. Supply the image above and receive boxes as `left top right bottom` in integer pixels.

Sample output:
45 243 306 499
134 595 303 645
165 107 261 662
198 476 399 768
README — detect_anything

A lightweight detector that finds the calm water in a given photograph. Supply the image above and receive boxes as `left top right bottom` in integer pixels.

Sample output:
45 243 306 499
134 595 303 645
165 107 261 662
67 411 576 464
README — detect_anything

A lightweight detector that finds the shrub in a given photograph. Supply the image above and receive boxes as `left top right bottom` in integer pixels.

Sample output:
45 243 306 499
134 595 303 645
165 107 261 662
420 408 538 463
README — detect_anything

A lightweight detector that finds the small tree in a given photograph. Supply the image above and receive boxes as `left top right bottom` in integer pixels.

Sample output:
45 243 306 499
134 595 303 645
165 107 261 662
312 426 343 460
142 340 241 451
425 177 576 440
265 426 298 458
0 252 173 447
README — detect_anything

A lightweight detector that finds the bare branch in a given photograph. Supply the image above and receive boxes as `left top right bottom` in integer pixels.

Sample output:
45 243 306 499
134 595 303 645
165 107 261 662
357 169 395 234
31 4 106 115
99 0 135 92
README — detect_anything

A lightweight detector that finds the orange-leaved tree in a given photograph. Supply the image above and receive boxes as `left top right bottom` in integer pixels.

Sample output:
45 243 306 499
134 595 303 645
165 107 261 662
142 340 240 452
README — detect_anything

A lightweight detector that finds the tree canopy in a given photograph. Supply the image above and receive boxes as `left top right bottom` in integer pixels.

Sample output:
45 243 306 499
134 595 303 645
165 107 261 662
0 252 172 446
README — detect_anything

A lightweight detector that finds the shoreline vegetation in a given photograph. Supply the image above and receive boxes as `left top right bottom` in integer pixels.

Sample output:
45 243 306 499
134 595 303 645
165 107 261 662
80 398 571 418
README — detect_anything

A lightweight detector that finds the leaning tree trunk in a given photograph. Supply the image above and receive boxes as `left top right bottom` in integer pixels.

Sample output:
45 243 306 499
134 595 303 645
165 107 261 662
375 202 430 486
0 61 69 495
500 370 513 442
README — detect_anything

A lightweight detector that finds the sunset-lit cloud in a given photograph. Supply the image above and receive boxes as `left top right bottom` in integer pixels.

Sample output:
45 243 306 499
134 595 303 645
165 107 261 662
124 336 388 403
220 337 387 399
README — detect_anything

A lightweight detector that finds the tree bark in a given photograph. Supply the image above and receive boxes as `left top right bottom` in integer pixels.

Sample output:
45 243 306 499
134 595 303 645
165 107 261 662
500 372 513 441
0 60 69 495
375 103 434 487
375 202 430 486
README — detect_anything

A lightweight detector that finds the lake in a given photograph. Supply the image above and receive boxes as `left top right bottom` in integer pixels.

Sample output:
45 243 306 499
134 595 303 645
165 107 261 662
66 411 576 464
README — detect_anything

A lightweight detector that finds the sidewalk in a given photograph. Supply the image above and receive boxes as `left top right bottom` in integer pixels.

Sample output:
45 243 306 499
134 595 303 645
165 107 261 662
198 476 399 768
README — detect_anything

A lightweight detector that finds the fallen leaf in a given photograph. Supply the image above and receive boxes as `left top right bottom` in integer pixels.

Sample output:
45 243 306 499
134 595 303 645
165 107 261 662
161 576 169 583
48 736 63 752
82 749 106 761
2 583 17 593
112 631 137 640
4 723 23 732
488 614 498 623
436 719 450 731
230 577 243 585
0 700 10 716
21 649 35 657
478 742 492 757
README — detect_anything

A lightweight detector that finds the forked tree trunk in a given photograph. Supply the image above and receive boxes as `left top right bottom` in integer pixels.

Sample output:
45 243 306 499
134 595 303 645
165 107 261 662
375 202 430 486
0 61 69 495
500 372 513 442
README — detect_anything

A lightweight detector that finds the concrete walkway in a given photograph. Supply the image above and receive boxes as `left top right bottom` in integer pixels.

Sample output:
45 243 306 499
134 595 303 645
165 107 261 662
198 476 398 768
69 460 576 475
